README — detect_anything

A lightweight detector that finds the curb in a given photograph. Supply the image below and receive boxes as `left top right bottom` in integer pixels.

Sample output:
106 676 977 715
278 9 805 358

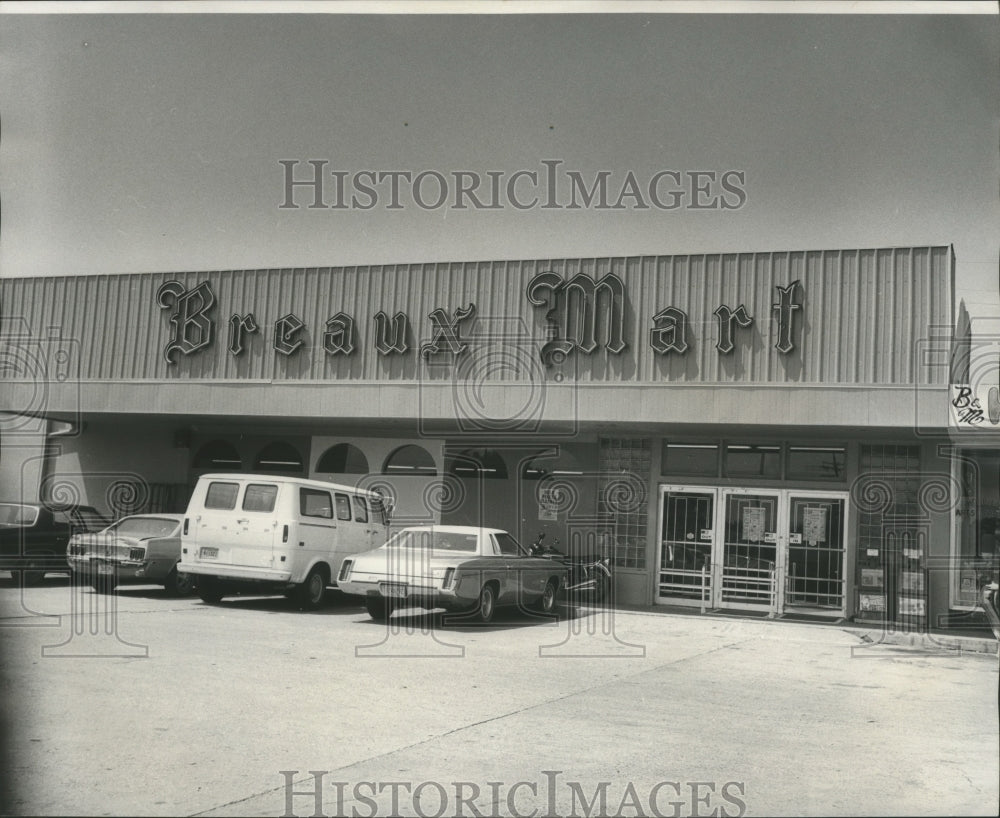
599 602 1000 656
843 626 999 656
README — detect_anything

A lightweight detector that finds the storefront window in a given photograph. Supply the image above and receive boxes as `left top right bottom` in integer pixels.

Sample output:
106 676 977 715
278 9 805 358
316 443 369 474
855 444 923 622
954 448 1000 608
599 438 651 569
254 441 304 474
662 442 719 477
724 443 782 479
521 449 582 480
193 440 242 470
382 444 437 475
786 446 846 481
446 449 508 479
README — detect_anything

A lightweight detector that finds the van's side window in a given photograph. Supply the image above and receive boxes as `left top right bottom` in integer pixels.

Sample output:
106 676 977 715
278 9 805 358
300 488 332 519
334 493 352 521
353 495 369 523
243 484 278 513
370 497 386 525
206 482 240 510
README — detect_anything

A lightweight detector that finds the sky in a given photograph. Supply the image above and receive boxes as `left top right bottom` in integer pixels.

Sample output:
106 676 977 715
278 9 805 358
1 2 998 320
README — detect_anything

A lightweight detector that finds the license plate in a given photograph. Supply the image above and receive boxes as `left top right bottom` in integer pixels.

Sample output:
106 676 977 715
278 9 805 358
96 561 113 575
379 582 408 599
199 547 219 559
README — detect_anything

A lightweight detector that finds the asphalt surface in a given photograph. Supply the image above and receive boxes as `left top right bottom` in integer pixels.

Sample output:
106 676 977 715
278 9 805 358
0 576 997 817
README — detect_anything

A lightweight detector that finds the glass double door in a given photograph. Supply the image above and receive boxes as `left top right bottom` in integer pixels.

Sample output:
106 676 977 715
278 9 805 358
657 486 848 616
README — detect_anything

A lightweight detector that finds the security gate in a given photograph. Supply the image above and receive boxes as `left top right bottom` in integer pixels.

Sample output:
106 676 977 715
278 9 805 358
657 488 718 607
783 494 847 612
657 486 848 617
719 490 781 611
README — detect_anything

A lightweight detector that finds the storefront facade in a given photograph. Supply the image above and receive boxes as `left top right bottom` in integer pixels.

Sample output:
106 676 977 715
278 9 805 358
2 244 977 626
948 355 1000 617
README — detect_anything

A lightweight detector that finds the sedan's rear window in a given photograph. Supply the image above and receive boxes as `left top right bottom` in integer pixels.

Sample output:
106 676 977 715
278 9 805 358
114 517 179 538
243 484 278 513
205 482 240 510
386 530 479 553
494 533 525 556
71 508 112 532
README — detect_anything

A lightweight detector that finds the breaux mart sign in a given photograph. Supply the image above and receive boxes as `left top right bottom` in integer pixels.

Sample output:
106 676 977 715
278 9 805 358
156 272 804 367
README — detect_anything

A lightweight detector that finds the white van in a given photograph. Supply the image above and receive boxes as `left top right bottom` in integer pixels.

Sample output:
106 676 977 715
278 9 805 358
179 474 389 609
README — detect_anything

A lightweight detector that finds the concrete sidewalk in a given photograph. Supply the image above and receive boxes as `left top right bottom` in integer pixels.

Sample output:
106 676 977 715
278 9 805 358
612 602 1000 656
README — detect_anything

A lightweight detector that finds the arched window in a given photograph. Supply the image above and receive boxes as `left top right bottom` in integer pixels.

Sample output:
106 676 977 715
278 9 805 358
316 443 369 474
382 444 437 476
192 440 243 470
253 441 304 474
520 449 583 480
445 449 508 479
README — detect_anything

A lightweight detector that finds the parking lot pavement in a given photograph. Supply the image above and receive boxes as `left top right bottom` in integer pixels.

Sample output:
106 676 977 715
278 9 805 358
0 577 997 817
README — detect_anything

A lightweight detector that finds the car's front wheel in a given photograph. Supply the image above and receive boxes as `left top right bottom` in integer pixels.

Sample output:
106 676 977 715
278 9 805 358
163 567 195 596
6 568 47 588
365 596 396 622
91 573 116 595
22 554 53 587
535 579 558 614
294 566 328 611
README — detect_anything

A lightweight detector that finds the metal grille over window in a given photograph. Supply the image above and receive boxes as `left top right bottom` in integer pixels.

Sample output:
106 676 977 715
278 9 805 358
598 438 651 570
855 444 924 625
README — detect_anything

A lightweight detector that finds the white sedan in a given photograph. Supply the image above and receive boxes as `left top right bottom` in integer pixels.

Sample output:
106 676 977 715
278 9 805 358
337 525 568 624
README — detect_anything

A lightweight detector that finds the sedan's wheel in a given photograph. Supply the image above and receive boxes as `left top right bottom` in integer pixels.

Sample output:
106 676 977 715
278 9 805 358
197 577 225 604
295 567 328 611
164 568 195 597
365 596 395 622
474 584 496 625
91 573 116 595
22 555 51 587
5 569 37 588
535 580 557 614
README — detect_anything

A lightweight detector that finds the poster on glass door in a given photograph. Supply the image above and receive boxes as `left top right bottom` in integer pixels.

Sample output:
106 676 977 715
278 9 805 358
802 507 827 545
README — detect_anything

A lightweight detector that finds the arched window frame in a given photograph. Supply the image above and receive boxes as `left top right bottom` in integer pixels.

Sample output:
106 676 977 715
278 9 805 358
382 444 438 476
253 441 305 474
315 443 370 475
192 440 243 470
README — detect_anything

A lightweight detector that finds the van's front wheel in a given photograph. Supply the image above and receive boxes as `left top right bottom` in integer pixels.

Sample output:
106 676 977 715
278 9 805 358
295 566 328 611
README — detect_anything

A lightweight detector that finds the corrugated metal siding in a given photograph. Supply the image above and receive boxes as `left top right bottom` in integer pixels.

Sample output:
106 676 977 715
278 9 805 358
0 246 952 385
